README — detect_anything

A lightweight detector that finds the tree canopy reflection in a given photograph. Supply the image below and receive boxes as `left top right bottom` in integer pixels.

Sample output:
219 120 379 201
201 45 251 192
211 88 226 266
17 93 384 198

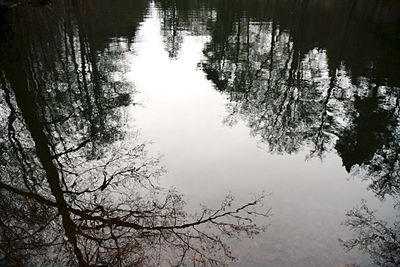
155 0 400 199
154 0 400 265
1 0 399 265
0 0 268 265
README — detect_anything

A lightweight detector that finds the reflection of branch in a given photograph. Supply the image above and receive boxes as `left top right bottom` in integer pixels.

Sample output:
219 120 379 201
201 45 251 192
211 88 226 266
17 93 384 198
340 201 400 266
65 194 267 231
0 181 56 208
1 176 268 265
53 139 90 159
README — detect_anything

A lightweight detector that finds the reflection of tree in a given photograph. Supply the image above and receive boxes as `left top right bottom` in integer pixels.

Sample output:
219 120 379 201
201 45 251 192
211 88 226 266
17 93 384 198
155 0 212 58
201 3 348 157
0 0 146 162
0 124 266 266
196 5 400 263
155 0 400 83
340 201 400 267
0 0 268 265
338 86 400 266
155 0 400 196
152 3 400 264
336 84 400 198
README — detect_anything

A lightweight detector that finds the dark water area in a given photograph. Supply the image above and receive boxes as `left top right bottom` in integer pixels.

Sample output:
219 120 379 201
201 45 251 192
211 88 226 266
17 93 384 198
0 0 399 266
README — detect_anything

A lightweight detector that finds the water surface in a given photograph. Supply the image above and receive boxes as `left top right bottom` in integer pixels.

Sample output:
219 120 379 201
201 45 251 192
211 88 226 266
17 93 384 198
0 0 399 266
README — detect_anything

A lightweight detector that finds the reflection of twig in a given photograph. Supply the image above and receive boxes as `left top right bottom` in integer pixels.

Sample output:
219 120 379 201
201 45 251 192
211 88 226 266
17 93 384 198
340 200 400 266
53 139 90 159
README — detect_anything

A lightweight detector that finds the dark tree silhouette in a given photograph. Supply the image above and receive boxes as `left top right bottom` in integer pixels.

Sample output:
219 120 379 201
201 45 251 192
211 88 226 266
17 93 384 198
152 4 400 265
155 0 400 195
0 0 268 266
1 0 400 265
336 83 400 199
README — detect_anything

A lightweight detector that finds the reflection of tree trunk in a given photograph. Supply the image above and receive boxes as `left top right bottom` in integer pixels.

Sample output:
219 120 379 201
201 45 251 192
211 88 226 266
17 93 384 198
314 65 337 153
271 44 297 129
234 18 241 76
314 0 356 151
266 15 277 94
71 1 98 155
172 6 178 57
2 50 87 266
1 76 35 190
76 0 102 104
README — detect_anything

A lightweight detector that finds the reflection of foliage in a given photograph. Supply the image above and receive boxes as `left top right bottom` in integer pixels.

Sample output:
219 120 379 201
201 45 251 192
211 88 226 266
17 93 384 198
339 86 400 266
153 4 400 265
336 84 400 199
0 0 268 265
156 0 400 202
0 0 142 162
340 201 400 267
0 130 267 265
155 0 212 58
0 133 266 265
202 13 350 157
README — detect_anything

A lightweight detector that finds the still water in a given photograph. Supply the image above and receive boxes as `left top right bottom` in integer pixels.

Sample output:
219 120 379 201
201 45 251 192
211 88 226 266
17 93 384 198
0 0 399 266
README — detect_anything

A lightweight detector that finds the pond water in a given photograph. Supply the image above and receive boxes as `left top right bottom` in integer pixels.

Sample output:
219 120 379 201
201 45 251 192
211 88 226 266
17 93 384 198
0 0 399 266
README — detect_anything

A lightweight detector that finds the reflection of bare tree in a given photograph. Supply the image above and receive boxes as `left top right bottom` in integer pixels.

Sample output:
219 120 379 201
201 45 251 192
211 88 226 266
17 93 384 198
339 87 400 266
155 0 212 59
200 7 400 264
340 201 400 267
202 10 348 157
197 0 400 205
0 131 267 266
154 0 400 159
0 0 145 162
0 0 268 265
152 4 400 265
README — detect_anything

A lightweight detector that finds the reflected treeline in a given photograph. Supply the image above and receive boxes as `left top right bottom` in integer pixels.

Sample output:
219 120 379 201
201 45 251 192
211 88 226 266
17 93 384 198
0 0 267 266
155 0 213 58
156 0 400 83
155 0 400 196
0 0 149 160
154 0 400 265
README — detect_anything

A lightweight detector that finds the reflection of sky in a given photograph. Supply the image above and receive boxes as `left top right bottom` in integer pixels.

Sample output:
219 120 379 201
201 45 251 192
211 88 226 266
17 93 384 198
125 5 394 267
